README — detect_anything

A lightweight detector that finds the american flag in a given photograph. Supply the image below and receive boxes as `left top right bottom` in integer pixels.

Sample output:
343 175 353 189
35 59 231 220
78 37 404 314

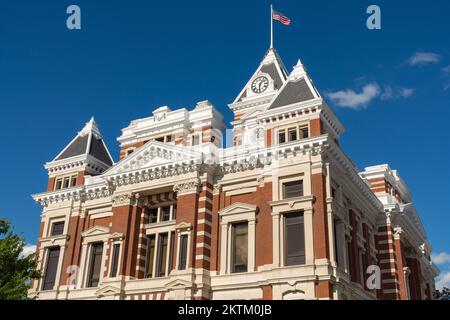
273 10 291 26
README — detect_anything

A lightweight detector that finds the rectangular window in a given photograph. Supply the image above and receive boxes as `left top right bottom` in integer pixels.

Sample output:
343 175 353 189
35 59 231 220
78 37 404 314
70 175 77 187
231 222 248 273
166 135 173 142
288 128 297 142
63 177 70 189
161 206 171 221
192 134 200 146
178 234 188 270
278 131 286 144
55 179 62 190
172 205 177 220
149 208 158 223
155 137 164 142
42 247 60 291
284 212 305 266
333 219 339 265
109 244 120 277
156 233 168 277
168 231 175 272
87 243 104 287
300 126 309 139
283 180 304 199
145 235 156 278
51 222 65 236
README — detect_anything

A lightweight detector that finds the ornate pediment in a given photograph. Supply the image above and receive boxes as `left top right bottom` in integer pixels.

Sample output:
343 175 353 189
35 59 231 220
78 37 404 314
165 279 194 289
104 141 203 180
108 232 125 241
218 202 258 217
95 285 123 298
81 225 109 238
175 222 193 231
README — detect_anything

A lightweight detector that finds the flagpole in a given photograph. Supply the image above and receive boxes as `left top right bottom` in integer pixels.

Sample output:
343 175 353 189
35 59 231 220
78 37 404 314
270 4 273 49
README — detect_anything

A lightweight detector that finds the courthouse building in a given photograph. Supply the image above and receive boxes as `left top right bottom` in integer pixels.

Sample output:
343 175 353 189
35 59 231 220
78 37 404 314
30 47 438 300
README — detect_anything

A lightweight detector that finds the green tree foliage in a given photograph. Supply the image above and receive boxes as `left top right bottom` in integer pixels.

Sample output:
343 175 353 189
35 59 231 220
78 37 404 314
0 219 40 300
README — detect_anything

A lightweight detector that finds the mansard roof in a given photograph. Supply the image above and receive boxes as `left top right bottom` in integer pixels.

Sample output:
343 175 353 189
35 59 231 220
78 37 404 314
52 117 114 166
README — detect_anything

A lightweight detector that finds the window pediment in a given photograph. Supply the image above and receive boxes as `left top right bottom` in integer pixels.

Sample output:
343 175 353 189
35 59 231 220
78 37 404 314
165 279 193 289
81 225 110 238
218 202 258 218
95 285 122 298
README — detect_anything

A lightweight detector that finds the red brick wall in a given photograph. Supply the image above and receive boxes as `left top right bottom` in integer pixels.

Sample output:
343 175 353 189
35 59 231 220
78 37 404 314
312 173 329 260
176 193 199 269
47 177 56 192
310 118 323 137
224 182 273 268
266 129 272 147
394 239 408 300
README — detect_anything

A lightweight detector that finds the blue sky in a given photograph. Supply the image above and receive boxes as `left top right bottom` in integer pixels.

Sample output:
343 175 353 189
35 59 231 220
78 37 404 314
1 1 449 286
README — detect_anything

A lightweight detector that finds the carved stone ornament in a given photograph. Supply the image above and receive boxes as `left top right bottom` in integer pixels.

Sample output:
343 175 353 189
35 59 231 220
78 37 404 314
112 193 134 207
173 178 201 195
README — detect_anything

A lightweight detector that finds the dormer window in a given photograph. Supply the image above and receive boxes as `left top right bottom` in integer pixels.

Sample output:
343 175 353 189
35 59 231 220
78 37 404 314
300 126 309 139
54 174 77 190
55 178 63 190
63 177 70 189
70 175 77 187
288 128 297 142
278 131 286 144
277 124 309 145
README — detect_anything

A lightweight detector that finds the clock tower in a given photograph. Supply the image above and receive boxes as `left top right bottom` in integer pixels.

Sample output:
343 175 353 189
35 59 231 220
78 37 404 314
229 48 288 146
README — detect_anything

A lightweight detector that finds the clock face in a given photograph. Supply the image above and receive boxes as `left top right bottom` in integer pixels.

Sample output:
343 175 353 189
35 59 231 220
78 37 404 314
251 76 269 93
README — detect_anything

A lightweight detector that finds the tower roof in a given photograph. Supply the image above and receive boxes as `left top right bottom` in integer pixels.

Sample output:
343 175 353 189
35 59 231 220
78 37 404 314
232 48 288 104
267 58 321 110
52 117 114 166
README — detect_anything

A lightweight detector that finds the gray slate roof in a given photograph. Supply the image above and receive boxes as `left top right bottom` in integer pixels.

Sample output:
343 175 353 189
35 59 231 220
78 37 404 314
269 78 315 109
260 63 284 90
55 135 89 161
53 118 113 166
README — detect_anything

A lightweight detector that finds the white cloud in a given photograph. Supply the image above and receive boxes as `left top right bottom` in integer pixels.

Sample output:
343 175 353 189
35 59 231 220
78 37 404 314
326 83 380 109
326 83 414 109
20 244 36 258
407 52 441 66
400 88 414 98
432 252 450 265
436 271 450 290
442 66 450 90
